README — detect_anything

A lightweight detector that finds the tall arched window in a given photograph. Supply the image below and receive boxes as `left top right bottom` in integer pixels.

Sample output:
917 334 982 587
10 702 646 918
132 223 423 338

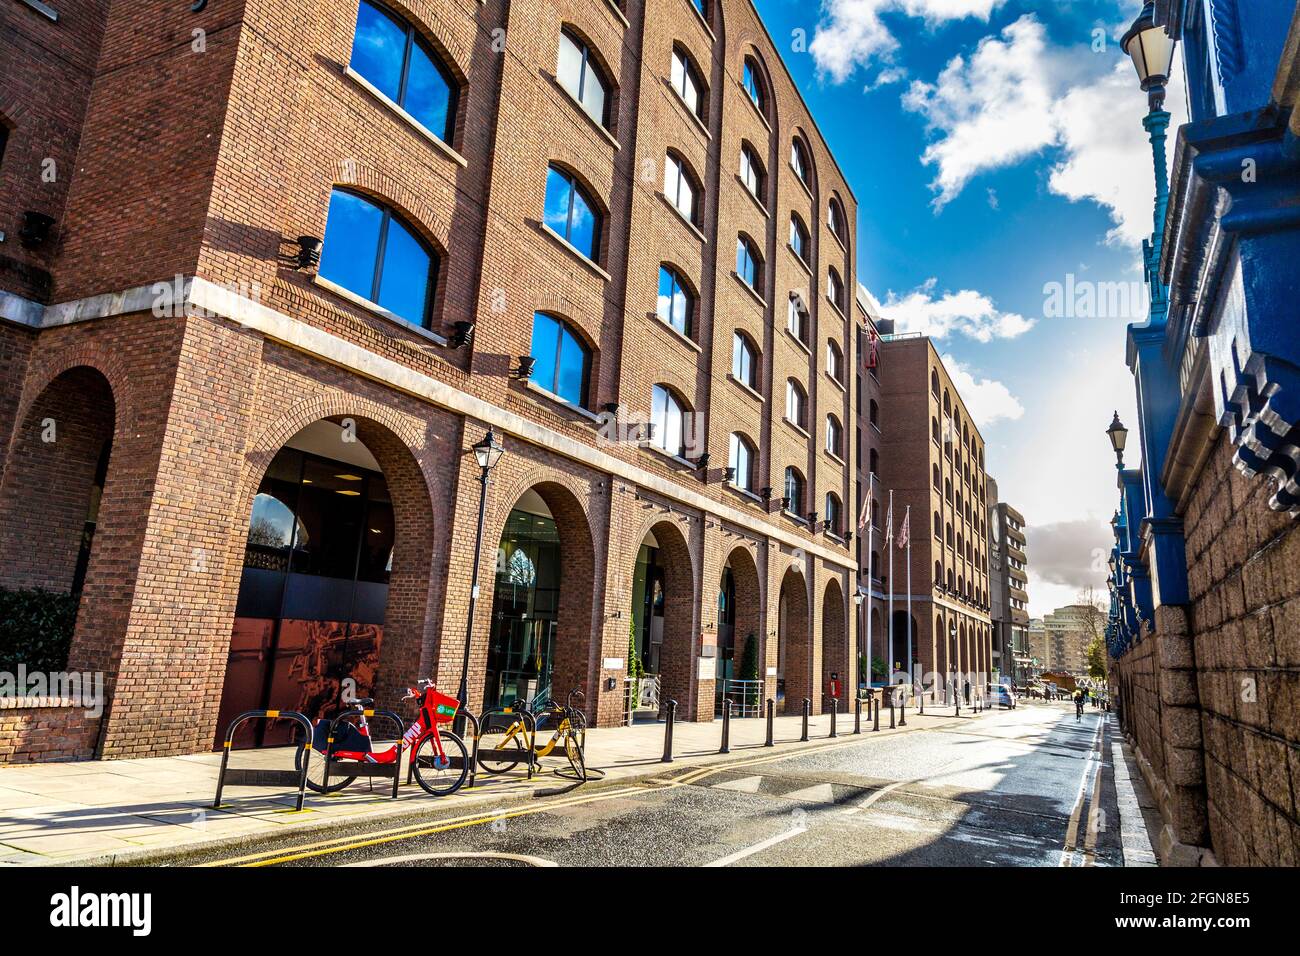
933 512 942 538
828 196 847 243
530 311 591 406
656 265 694 337
791 137 811 187
728 433 755 491
827 267 844 310
826 339 843 382
732 331 758 388
826 414 843 457
742 56 766 114
739 143 764 199
319 188 437 329
557 28 610 127
544 165 601 261
824 493 842 535
785 379 807 429
789 213 810 263
663 152 701 225
931 370 940 396
650 385 687 457
869 399 879 428
869 448 879 475
736 235 762 289
670 45 704 119
787 293 809 344
350 0 458 143
784 467 805 513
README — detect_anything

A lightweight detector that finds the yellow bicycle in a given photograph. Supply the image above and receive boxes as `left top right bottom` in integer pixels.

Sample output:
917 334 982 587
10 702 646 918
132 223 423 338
478 690 587 780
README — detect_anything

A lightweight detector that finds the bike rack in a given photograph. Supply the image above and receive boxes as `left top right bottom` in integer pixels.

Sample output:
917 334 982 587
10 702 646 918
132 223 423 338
323 709 406 799
214 710 314 812
477 705 538 780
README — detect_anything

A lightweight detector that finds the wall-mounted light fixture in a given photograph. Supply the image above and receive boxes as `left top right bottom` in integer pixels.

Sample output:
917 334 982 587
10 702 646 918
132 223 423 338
695 453 710 472
19 212 55 249
449 320 475 349
512 355 536 380
295 235 321 271
723 466 736 483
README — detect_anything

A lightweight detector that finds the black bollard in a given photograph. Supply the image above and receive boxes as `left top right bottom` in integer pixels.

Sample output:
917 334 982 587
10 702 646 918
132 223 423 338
801 698 810 741
720 699 732 754
829 698 837 738
873 697 880 732
765 698 775 747
854 696 862 734
889 695 896 729
899 690 907 727
919 689 925 715
661 699 677 762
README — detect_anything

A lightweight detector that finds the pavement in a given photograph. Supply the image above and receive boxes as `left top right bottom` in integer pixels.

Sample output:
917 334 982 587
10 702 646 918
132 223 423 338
0 698 978 867
181 701 1129 867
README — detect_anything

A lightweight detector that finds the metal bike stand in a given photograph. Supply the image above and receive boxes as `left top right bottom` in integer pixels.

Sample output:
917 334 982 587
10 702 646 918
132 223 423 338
478 706 538 780
324 709 406 799
214 710 314 812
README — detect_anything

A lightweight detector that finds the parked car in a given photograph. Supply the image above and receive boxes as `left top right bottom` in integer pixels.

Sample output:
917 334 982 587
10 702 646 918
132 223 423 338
992 684 1016 709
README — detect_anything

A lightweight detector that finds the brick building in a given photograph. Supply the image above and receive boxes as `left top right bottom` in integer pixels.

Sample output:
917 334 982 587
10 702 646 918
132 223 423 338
853 284 886 687
986 477 1029 685
0 0 866 761
876 335 992 695
1106 1 1300 865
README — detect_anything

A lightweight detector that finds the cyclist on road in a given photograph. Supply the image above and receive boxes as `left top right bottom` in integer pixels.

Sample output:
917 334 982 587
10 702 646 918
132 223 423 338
1074 689 1085 722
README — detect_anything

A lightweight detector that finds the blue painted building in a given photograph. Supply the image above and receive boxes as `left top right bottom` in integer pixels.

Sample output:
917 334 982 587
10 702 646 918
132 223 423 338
1106 0 1300 866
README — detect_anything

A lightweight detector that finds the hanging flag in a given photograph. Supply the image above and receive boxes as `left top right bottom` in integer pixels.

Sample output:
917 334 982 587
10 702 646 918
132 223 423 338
858 481 871 531
885 496 893 540
898 505 910 550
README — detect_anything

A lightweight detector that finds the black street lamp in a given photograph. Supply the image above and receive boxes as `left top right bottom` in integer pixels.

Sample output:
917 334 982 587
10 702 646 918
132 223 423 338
1120 1 1178 111
456 427 505 731
1106 411 1129 468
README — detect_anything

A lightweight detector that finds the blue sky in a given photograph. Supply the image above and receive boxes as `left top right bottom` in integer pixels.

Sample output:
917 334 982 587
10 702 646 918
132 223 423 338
751 0 1185 614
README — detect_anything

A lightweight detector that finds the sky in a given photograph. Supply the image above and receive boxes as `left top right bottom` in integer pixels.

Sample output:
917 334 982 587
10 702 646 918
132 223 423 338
751 0 1187 616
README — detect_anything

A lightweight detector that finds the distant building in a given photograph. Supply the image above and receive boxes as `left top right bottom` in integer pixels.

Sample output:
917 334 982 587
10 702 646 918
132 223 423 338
1042 605 1106 677
986 478 1030 684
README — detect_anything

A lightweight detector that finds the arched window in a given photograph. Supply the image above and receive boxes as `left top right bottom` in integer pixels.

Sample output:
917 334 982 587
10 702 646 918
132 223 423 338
934 561 942 582
933 512 941 538
530 311 591 406
656 265 694 337
869 448 879 475
732 331 758 388
826 415 843 456
787 293 809 343
319 188 438 329
826 339 843 382
946 569 954 591
827 267 844 310
943 390 951 416
946 522 954 546
791 137 811 187
350 1 459 143
650 384 687 457
664 152 701 225
931 417 940 443
736 235 762 289
945 478 952 502
789 213 810 263
931 370 940 397
739 143 764 199
670 45 705 119
742 56 766 114
869 399 879 428
544 165 601 261
932 465 941 490
824 493 842 535
784 467 805 513
785 379 807 429
828 196 846 242
728 432 755 491
557 29 610 127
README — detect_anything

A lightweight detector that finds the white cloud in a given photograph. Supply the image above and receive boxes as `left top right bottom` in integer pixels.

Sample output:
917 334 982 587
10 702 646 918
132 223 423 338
811 0 1006 83
901 10 1188 244
880 278 1035 342
939 353 1025 427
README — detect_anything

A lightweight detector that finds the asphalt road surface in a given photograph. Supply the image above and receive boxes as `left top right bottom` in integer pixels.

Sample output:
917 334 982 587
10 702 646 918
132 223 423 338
184 701 1122 868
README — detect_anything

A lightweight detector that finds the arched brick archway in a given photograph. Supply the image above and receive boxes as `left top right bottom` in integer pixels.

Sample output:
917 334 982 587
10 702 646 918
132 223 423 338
474 480 596 713
721 545 762 702
821 577 847 710
210 413 436 746
629 518 697 719
778 564 810 714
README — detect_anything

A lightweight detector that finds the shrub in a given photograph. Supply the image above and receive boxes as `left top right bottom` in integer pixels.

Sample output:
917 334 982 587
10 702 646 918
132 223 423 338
0 587 79 674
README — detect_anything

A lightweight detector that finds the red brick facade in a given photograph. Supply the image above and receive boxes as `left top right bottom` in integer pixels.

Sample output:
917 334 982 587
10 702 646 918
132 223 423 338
0 0 868 759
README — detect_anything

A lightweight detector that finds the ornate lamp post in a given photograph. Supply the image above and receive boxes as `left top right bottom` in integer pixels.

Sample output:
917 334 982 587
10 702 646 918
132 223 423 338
456 427 505 731
1106 411 1129 469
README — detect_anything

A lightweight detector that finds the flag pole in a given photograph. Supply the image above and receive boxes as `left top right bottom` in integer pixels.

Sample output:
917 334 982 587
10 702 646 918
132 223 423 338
905 505 913 693
865 474 873 692
887 490 894 684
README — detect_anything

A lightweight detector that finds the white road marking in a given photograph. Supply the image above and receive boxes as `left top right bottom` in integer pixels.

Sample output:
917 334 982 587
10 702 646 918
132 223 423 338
711 775 763 793
341 851 558 867
781 783 836 803
703 826 807 867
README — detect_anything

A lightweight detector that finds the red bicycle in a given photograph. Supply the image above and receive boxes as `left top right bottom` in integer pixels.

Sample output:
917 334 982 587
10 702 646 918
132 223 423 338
297 680 469 797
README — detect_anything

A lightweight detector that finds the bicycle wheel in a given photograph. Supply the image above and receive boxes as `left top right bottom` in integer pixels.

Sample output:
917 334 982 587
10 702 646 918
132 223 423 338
563 731 587 782
411 731 469 797
476 722 529 774
296 746 356 794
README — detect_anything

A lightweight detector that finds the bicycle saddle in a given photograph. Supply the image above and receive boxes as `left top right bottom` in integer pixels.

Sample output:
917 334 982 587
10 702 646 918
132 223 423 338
351 697 375 708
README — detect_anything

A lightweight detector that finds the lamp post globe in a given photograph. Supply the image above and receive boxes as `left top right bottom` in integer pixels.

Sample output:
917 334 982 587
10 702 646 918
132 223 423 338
1106 411 1129 467
1121 1 1178 110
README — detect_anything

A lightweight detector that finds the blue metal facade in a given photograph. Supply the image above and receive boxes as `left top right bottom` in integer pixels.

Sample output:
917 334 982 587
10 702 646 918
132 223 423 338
1108 0 1300 657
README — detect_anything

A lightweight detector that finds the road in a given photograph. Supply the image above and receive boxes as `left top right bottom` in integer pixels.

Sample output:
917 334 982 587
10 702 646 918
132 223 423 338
182 701 1123 868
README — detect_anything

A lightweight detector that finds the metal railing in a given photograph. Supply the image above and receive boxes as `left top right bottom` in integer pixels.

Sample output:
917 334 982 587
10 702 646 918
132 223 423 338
716 679 763 718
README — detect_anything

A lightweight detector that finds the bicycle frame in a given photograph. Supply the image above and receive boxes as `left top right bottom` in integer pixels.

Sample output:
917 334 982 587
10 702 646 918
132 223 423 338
320 690 452 772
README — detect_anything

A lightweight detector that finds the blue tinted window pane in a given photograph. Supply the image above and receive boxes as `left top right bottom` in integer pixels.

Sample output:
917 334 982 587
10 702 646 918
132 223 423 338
405 42 454 141
376 217 432 327
568 184 597 258
530 313 560 393
544 168 573 238
350 1 406 104
320 190 385 301
556 327 588 405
